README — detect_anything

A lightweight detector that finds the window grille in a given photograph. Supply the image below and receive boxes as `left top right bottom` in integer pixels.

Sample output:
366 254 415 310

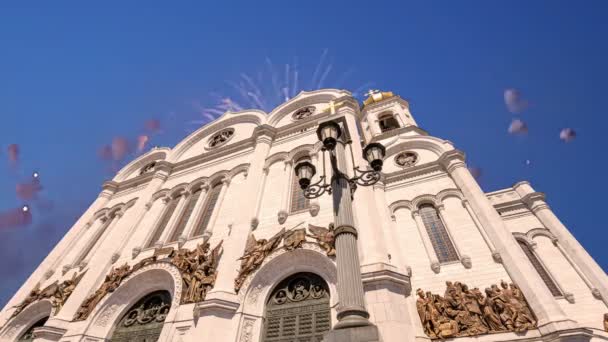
168 189 201 242
262 273 330 342
419 204 459 263
517 239 562 296
109 291 170 342
147 197 179 248
193 183 221 236
290 169 310 213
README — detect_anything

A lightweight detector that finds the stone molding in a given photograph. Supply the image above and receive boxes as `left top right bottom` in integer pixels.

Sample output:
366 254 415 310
32 325 67 341
360 263 411 295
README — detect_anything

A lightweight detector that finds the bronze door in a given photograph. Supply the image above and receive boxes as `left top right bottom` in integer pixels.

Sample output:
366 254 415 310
262 273 331 342
109 290 170 342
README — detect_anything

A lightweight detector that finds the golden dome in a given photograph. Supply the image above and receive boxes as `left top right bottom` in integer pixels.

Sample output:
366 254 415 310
363 90 395 106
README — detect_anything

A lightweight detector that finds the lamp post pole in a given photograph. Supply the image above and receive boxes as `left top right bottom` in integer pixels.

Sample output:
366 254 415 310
329 140 373 330
295 119 385 341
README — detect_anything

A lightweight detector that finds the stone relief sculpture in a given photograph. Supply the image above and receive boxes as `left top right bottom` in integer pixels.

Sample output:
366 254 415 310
235 229 285 292
74 241 223 321
307 223 336 257
604 313 608 332
10 271 85 319
74 263 132 321
415 280 537 339
283 228 306 251
170 241 223 304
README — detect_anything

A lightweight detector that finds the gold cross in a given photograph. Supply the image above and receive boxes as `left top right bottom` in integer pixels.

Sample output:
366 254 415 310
327 100 346 114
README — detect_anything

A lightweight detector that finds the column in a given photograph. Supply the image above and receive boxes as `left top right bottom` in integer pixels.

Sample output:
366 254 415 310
156 194 187 247
372 182 405 269
251 167 268 229
202 177 230 239
193 129 274 342
81 211 125 268
180 184 209 240
412 210 441 273
437 204 471 268
521 189 608 302
277 160 292 224
331 141 373 330
462 199 501 263
439 150 575 334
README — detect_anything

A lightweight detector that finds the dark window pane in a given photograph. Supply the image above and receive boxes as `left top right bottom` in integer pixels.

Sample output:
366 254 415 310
517 240 562 296
419 204 459 263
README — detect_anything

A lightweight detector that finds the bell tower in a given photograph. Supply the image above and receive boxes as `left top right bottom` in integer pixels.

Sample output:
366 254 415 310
360 89 417 142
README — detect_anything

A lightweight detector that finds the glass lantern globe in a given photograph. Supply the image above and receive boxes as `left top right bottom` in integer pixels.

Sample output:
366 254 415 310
294 161 316 189
363 143 386 171
316 121 342 150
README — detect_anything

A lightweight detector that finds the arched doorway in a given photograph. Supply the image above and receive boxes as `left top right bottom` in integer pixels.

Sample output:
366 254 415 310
262 272 331 342
18 316 48 342
109 290 171 342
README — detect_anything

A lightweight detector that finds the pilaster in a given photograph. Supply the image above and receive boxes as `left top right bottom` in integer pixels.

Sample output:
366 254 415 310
438 150 577 334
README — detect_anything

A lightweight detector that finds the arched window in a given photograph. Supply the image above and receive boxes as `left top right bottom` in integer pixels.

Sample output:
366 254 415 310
73 214 116 266
419 204 459 263
18 316 48 342
109 290 171 342
378 114 400 132
168 189 202 243
146 196 181 248
517 239 562 297
262 273 331 342
192 183 222 237
290 158 311 213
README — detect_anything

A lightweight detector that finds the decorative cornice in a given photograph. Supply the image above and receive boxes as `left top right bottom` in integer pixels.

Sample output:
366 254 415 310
361 263 411 294
33 326 67 340
383 162 443 184
193 297 240 318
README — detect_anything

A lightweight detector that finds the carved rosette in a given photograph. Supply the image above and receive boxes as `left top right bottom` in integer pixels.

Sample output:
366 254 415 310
415 280 537 339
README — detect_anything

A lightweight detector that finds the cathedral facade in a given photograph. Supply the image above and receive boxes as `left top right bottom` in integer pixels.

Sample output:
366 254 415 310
1 89 606 342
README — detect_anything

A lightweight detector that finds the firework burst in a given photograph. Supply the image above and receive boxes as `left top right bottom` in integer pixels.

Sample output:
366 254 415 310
191 50 373 128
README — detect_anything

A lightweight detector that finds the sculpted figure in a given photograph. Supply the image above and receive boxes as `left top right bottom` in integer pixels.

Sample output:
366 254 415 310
604 313 608 332
74 264 131 321
283 228 306 251
482 288 506 331
235 229 285 292
416 280 536 338
307 223 336 256
416 289 437 338
10 284 41 318
181 241 223 303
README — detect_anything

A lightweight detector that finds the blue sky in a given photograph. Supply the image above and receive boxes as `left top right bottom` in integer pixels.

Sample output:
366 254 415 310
1 1 607 307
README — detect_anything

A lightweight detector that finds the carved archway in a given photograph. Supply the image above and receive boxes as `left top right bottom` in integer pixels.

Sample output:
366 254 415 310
262 272 331 342
0 300 52 341
109 290 171 342
83 262 183 340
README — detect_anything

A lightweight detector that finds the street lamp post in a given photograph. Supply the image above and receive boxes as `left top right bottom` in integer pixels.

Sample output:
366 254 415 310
294 119 386 340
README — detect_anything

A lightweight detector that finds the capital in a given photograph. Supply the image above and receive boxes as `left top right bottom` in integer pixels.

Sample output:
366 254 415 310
438 150 466 173
522 192 549 212
334 224 357 237
221 176 231 186
101 181 119 195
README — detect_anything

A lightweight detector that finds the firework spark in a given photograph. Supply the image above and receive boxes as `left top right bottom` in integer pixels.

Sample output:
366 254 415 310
191 50 373 128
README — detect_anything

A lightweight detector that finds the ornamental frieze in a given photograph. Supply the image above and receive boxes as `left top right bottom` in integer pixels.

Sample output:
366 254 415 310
73 241 223 321
234 224 336 293
10 271 85 319
416 280 537 339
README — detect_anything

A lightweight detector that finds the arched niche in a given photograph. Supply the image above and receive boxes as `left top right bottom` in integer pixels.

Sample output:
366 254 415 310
262 272 331 341
108 290 171 342
0 300 52 341
82 262 183 340
236 247 338 342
